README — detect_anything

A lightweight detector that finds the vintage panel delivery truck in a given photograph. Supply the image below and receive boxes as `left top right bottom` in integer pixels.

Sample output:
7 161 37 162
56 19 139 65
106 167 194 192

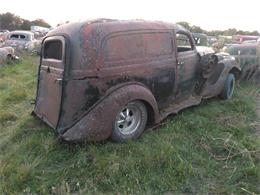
33 19 240 142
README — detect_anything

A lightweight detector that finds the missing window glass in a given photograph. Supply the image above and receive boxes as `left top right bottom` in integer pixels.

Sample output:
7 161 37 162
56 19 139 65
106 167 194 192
44 40 63 60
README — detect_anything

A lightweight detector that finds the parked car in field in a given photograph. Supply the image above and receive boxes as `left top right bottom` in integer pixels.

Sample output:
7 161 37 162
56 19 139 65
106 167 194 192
232 35 259 44
207 36 217 46
0 47 17 65
227 42 260 82
33 19 241 142
192 33 208 46
0 29 9 42
3 30 37 53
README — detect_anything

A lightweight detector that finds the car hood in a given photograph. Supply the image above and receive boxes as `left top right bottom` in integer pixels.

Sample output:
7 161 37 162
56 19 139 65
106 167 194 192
196 46 215 56
4 40 28 48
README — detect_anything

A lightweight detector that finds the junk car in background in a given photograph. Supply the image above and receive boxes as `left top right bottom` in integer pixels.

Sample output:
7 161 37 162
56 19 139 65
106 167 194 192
232 35 259 44
207 36 217 46
0 46 18 65
227 42 260 82
3 30 37 53
33 19 240 142
0 29 9 43
192 33 208 46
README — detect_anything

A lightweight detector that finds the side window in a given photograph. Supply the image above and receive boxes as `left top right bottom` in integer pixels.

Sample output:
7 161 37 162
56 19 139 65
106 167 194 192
10 34 19 39
103 32 173 63
43 40 63 60
176 33 193 53
20 35 26 39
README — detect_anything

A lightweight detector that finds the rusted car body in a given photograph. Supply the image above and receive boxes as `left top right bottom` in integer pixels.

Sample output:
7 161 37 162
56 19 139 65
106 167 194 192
192 33 208 46
33 19 240 142
227 42 260 82
0 29 9 43
3 31 37 53
0 47 17 65
232 35 259 44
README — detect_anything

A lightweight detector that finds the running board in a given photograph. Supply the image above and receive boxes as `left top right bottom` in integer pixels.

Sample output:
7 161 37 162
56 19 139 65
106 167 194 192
159 96 202 121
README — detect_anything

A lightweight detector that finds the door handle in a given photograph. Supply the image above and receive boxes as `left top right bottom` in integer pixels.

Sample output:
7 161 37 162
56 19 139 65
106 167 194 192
178 61 184 65
55 78 63 84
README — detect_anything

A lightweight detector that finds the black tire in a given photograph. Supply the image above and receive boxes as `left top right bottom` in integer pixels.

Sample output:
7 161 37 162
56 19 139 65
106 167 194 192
111 100 147 142
220 73 235 100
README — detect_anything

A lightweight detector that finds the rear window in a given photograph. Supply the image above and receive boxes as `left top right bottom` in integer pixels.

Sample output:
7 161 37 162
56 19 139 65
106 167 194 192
10 34 19 39
43 40 63 60
103 32 173 62
10 34 27 40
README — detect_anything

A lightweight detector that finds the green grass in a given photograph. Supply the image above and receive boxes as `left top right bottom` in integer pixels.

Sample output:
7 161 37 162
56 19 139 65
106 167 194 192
0 55 259 194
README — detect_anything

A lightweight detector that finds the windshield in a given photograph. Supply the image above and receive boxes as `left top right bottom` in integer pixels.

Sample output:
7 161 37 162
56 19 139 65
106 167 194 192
9 34 28 40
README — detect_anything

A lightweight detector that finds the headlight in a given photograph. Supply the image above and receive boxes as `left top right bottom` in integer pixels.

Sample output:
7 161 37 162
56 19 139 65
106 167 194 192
24 43 31 50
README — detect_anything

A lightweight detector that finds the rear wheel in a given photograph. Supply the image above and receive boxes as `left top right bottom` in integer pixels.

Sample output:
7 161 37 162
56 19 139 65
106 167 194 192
220 73 235 99
111 100 147 142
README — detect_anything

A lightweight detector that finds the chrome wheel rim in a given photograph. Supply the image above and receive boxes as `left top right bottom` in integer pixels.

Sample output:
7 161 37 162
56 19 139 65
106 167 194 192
115 105 141 135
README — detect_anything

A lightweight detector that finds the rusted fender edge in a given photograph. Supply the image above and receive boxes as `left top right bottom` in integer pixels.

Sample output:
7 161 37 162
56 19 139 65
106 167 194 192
200 59 241 98
60 84 159 142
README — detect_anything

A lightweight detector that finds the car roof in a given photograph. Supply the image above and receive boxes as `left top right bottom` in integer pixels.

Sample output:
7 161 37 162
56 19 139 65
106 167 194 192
229 42 257 49
9 30 34 35
47 19 189 38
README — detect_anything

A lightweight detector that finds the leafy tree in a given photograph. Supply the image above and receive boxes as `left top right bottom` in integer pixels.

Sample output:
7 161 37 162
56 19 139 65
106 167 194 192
177 21 259 37
0 12 51 30
177 22 192 31
191 25 204 33
20 19 31 30
0 12 23 30
31 19 51 28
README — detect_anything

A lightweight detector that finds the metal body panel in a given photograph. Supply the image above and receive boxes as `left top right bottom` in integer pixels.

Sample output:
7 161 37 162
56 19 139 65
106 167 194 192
61 84 159 141
34 36 66 128
176 50 199 98
227 43 260 82
33 19 240 142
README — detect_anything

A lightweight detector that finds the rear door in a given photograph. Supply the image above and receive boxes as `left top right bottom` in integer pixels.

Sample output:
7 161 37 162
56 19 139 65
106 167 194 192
34 36 66 129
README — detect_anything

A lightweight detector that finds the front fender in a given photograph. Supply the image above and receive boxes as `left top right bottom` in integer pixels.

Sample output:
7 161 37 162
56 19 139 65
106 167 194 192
60 84 159 142
200 58 240 98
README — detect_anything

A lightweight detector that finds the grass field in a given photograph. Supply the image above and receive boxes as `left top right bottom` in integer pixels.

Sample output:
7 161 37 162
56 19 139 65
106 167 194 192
0 55 259 194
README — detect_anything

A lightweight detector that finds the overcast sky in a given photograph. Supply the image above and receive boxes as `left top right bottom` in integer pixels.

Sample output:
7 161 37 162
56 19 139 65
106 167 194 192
1 0 259 31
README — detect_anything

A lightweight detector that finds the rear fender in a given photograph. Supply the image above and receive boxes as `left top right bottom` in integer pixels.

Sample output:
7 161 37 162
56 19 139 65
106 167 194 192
60 84 159 142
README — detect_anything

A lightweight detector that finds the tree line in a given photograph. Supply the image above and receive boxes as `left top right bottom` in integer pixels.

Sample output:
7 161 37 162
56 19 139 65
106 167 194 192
177 22 260 36
0 12 259 36
0 12 51 31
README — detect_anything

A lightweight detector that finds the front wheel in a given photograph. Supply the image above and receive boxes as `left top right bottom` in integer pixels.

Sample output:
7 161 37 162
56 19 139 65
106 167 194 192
111 100 147 142
220 73 235 100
